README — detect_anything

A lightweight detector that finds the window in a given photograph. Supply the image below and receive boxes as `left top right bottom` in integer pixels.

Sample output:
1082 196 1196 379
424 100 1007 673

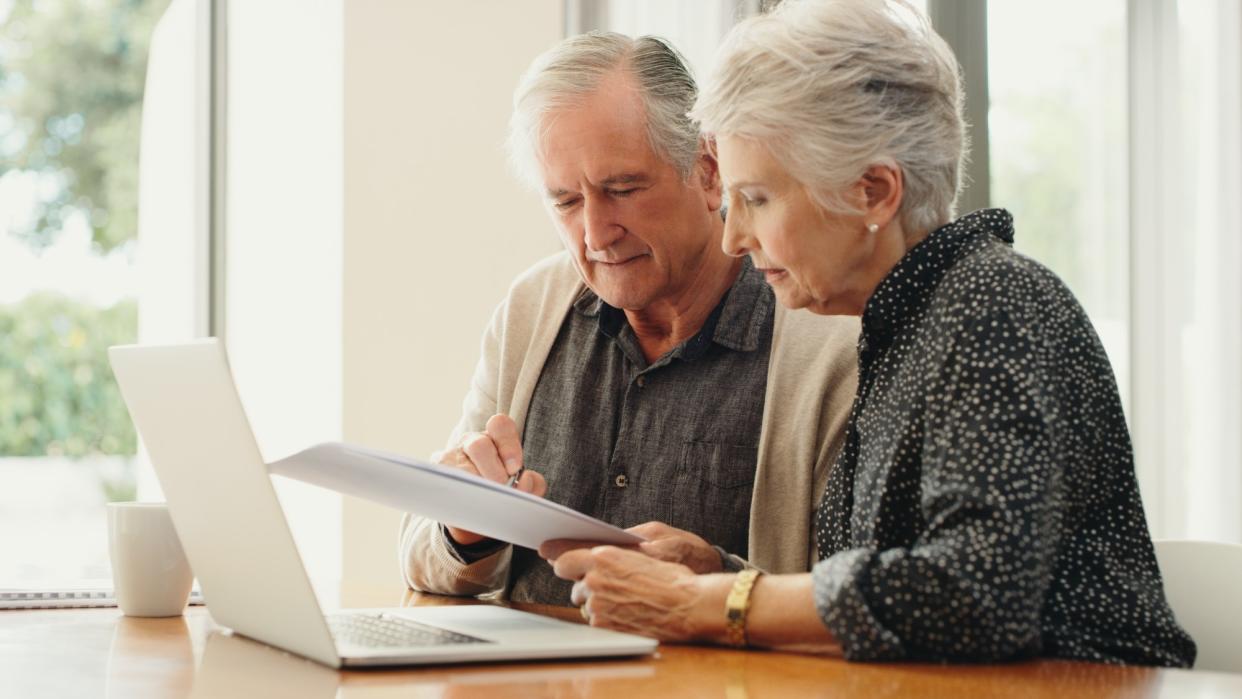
969 0 1242 543
1127 0 1242 541
568 0 759 78
987 0 1130 407
0 0 212 587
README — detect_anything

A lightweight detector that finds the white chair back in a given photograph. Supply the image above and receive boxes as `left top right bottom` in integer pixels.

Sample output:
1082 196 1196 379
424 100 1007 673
1153 539 1242 673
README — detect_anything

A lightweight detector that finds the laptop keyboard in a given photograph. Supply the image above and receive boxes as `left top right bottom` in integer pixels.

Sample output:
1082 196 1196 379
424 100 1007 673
326 613 490 648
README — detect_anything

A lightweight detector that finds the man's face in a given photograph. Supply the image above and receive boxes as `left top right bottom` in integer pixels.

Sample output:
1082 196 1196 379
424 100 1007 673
535 73 722 311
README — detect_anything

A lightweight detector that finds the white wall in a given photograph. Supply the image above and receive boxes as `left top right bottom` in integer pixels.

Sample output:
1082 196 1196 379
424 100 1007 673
224 0 564 605
340 1 562 602
225 0 343 603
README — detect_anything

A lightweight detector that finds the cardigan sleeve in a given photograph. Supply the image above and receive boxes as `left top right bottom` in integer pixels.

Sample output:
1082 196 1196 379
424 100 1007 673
396 252 582 596
398 297 515 596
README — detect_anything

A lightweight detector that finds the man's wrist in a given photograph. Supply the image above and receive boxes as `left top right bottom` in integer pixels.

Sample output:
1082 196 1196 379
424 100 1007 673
441 525 506 564
713 545 747 573
445 524 487 546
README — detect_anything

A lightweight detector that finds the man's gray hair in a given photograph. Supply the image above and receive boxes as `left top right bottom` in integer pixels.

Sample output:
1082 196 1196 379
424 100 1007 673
507 31 701 190
691 0 967 235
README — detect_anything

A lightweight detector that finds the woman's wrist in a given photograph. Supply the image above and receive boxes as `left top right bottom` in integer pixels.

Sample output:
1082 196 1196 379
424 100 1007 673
689 573 735 644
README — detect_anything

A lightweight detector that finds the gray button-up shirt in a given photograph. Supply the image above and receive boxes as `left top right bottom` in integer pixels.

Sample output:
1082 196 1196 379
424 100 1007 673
490 259 775 604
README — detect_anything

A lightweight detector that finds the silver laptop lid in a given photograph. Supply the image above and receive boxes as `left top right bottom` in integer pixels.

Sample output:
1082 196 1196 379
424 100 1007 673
109 339 340 668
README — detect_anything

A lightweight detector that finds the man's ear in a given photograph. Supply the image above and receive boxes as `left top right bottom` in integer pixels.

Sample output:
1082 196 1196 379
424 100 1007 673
859 162 903 229
695 137 723 213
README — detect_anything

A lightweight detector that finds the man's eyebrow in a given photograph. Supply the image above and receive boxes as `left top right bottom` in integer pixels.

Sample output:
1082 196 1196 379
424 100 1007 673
547 174 650 198
600 173 648 187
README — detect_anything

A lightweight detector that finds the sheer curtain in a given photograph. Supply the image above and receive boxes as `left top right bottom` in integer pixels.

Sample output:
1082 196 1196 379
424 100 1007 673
1130 0 1242 543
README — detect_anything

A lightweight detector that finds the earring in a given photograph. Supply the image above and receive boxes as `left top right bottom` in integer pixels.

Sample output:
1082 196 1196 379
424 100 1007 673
867 223 879 234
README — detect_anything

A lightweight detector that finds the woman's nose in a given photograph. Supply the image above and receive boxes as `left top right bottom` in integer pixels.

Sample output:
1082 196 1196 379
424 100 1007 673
722 213 752 257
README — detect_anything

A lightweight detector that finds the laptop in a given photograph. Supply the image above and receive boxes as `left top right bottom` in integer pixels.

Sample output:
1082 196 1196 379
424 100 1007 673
108 339 658 668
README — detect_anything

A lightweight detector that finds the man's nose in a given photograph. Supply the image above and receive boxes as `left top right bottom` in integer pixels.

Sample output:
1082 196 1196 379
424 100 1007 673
582 195 624 252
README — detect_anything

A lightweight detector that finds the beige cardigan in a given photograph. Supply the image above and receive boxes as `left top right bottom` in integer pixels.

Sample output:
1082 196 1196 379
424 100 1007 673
399 252 859 596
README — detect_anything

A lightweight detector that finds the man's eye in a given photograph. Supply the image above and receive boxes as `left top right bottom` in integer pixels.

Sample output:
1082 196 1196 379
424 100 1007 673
743 194 766 208
608 188 637 197
553 198 580 210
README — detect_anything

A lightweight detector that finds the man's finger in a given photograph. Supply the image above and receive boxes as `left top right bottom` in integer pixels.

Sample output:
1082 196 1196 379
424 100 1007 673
638 539 682 562
461 433 508 482
625 521 670 538
549 547 598 579
519 470 548 497
485 414 524 475
539 538 593 561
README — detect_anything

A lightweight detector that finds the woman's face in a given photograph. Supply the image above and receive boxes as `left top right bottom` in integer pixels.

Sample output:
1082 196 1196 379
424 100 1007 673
716 135 877 316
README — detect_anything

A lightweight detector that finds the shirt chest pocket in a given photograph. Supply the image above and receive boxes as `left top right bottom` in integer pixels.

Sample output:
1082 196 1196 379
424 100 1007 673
670 441 759 556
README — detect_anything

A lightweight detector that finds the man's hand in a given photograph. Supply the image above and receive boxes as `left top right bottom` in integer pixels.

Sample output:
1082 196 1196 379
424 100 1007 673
435 414 547 545
539 521 723 574
628 521 724 574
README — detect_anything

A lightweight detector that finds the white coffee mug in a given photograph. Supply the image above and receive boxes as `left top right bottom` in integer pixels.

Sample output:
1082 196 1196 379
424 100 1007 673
106 502 194 617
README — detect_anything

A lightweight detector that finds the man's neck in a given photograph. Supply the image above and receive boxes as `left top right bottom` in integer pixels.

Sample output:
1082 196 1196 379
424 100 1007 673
624 252 742 365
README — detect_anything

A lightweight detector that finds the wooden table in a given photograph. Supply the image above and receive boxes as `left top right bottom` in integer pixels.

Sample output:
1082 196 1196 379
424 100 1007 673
2 591 1239 698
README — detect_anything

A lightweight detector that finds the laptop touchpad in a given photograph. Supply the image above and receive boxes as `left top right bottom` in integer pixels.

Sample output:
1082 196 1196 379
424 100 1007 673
393 606 574 634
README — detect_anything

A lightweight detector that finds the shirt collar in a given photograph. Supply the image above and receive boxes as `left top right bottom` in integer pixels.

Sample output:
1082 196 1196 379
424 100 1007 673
861 208 1015 341
572 256 773 358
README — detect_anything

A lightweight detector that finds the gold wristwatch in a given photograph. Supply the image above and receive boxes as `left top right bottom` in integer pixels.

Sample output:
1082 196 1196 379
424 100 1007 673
724 568 762 647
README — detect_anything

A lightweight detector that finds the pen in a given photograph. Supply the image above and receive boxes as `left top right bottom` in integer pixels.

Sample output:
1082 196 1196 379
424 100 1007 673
505 466 525 489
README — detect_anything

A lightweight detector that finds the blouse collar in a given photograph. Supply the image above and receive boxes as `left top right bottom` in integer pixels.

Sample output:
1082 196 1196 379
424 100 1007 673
861 208 1015 343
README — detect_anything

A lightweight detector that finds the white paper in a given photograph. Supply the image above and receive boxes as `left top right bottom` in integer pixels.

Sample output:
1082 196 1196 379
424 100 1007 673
268 443 644 550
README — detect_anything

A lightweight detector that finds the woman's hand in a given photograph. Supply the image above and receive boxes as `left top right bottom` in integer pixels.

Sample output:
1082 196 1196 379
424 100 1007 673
549 545 728 642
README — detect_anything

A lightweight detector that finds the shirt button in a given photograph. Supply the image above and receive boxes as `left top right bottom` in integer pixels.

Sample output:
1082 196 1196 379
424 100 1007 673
636 376 646 388
614 474 628 488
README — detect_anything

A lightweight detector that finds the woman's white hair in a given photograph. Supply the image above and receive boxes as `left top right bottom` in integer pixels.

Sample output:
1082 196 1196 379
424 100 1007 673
507 31 701 190
691 0 967 234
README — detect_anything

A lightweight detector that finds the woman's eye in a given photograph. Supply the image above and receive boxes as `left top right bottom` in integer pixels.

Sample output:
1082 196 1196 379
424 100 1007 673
730 189 765 209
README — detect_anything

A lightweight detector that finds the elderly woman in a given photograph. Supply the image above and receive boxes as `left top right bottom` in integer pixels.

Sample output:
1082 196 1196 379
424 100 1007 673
543 0 1195 667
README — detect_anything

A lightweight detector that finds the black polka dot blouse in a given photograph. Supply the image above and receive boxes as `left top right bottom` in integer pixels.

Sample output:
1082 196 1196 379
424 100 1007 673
811 209 1196 667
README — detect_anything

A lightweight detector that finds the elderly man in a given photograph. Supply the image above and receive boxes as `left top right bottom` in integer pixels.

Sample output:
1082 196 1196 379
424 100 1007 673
399 32 858 605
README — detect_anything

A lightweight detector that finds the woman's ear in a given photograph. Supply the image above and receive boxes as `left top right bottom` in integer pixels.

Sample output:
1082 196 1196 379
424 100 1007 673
860 163 904 229
696 137 724 213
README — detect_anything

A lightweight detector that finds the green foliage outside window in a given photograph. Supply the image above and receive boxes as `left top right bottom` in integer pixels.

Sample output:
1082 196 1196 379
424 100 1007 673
0 293 137 457
1 0 169 253
1 0 168 472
